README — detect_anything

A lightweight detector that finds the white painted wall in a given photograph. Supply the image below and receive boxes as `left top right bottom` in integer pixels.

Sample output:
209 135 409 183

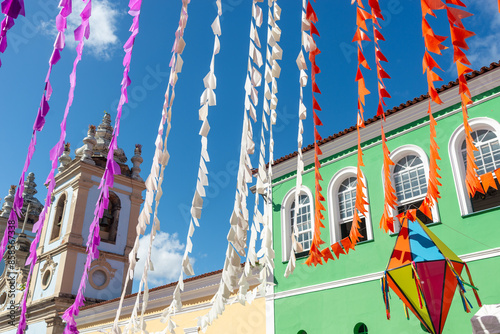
31 254 61 302
26 320 47 333
72 253 125 300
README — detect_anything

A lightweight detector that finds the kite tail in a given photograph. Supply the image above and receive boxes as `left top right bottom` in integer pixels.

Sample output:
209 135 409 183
403 304 410 320
464 263 482 307
381 275 391 320
411 262 424 309
445 259 475 313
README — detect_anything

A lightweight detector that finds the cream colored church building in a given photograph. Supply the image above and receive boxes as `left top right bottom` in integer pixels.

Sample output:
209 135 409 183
0 113 266 334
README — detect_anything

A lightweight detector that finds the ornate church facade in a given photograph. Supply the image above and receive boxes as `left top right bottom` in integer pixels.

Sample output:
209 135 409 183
0 113 146 333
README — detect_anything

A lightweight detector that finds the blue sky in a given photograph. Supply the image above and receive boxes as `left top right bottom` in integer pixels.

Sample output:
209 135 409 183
1 0 499 292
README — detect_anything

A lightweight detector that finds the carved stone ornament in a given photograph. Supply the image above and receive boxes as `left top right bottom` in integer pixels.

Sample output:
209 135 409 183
88 253 117 290
40 255 58 290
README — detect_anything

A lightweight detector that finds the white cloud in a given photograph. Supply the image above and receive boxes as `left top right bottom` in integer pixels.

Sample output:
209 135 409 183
41 0 121 59
134 231 195 288
468 0 500 68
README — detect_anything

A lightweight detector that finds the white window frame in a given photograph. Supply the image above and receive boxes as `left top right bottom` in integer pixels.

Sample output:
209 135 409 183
281 186 314 262
328 167 373 244
383 145 440 230
449 117 500 215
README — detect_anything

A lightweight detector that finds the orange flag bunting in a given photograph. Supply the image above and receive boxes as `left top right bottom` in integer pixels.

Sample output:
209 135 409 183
370 0 397 234
418 0 446 220
444 1 482 198
480 172 497 192
305 0 326 267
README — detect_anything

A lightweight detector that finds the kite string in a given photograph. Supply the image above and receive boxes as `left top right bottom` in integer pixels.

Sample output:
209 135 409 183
284 0 308 278
157 2 221 332
0 0 26 67
62 0 143 331
17 0 89 331
198 0 264 331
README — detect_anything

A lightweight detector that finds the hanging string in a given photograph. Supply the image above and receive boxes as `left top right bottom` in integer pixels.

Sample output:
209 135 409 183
61 0 143 331
319 0 373 262
0 0 25 67
198 0 264 331
444 0 483 198
255 0 280 290
110 1 190 333
304 0 326 267
241 0 281 302
0 0 73 259
17 1 89 331
368 0 397 234
154 2 221 333
284 0 309 277
417 0 448 221
349 0 372 252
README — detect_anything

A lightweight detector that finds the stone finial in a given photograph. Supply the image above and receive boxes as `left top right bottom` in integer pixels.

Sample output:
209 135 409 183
94 112 113 156
58 142 72 173
22 172 43 219
81 125 97 165
131 144 143 181
1 185 16 218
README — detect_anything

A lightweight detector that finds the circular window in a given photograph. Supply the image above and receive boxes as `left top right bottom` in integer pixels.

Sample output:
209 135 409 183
354 323 368 334
41 269 53 290
0 292 7 305
91 269 108 288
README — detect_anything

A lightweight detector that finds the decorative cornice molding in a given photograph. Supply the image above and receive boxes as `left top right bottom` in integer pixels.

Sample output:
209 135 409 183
268 247 500 301
272 69 500 183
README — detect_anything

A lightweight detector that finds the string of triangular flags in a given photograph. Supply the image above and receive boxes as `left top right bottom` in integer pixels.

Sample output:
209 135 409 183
0 0 73 262
197 0 264 331
0 0 25 67
62 0 144 331
304 0 327 267
284 0 309 278
157 1 221 333
110 1 190 333
16 0 90 331
240 0 281 303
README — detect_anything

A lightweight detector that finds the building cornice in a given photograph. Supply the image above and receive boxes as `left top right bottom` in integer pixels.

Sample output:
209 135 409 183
267 247 500 302
271 65 500 182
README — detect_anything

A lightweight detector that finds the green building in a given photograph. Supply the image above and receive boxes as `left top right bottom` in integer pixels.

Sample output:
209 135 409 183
267 62 500 334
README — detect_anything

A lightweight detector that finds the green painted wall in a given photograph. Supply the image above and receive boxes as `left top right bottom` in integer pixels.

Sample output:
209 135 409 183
271 85 500 333
274 257 499 334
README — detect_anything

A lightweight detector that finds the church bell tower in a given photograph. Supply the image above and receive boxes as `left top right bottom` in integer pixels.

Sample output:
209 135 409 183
0 112 145 333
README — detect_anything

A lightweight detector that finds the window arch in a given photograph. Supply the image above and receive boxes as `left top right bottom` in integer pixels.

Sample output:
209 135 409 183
281 186 314 262
387 145 439 229
328 167 372 244
99 191 121 243
50 193 66 242
449 117 500 215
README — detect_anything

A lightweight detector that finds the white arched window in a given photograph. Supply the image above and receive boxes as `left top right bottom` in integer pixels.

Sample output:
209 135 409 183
328 167 372 244
387 145 439 229
281 186 314 262
450 117 500 215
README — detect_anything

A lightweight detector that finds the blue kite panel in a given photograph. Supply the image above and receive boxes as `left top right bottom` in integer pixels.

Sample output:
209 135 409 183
408 220 444 262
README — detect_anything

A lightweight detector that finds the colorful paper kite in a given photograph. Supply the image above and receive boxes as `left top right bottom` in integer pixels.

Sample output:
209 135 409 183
381 215 482 334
